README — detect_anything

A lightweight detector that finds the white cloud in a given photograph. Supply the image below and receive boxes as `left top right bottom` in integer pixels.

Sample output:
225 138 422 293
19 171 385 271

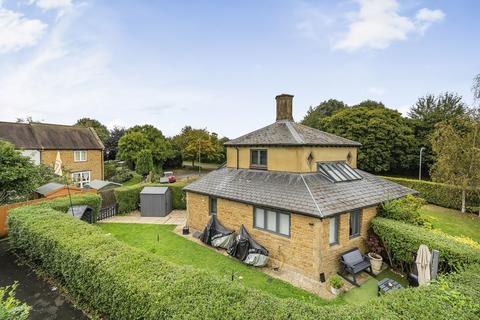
31 0 73 11
333 0 445 52
0 7 47 53
296 2 336 41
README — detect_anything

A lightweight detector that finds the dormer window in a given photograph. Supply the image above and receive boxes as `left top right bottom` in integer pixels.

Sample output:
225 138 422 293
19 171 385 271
317 161 362 182
250 149 267 169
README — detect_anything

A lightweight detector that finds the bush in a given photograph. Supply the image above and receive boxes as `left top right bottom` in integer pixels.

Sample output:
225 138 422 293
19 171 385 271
104 161 117 180
327 275 344 289
135 150 153 176
379 194 427 226
7 206 480 319
0 283 30 320
371 217 480 273
110 166 135 183
114 182 186 213
381 177 480 213
33 193 102 221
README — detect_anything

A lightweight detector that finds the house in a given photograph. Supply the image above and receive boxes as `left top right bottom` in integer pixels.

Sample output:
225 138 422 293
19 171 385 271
184 94 415 282
0 122 104 187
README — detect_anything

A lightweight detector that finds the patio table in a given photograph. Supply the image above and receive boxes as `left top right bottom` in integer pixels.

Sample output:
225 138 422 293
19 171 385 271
377 278 402 296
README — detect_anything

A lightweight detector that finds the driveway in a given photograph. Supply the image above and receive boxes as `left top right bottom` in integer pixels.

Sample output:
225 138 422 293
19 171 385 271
0 240 87 320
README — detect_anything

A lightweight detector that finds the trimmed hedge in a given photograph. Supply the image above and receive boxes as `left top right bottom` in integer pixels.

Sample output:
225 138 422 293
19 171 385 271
7 205 480 319
0 283 30 320
114 182 186 213
371 217 480 273
382 176 480 212
34 193 102 221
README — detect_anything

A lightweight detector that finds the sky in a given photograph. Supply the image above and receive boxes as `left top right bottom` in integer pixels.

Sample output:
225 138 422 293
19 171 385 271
0 0 479 138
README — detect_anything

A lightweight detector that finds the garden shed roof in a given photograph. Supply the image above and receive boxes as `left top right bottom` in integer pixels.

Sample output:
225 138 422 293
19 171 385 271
0 122 104 150
224 120 361 147
184 168 416 218
84 180 122 191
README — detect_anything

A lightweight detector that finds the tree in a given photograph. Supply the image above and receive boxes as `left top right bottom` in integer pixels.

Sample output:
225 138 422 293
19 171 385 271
430 114 480 213
173 126 223 166
352 100 385 109
125 125 174 166
408 93 468 174
74 118 109 144
0 140 57 204
105 126 125 160
117 131 151 169
301 99 347 129
320 104 417 173
135 150 154 176
473 74 480 106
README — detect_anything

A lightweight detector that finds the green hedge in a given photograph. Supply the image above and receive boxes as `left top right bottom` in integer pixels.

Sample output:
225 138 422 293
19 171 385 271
34 193 102 221
382 176 480 212
371 217 480 273
7 205 480 319
0 283 30 320
114 182 186 214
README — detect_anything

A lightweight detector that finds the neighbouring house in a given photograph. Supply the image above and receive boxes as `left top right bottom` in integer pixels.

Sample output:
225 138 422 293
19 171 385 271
0 122 104 187
184 94 415 283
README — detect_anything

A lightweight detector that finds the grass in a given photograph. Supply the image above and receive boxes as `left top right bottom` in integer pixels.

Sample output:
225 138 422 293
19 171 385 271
420 204 480 243
342 269 409 305
97 223 339 306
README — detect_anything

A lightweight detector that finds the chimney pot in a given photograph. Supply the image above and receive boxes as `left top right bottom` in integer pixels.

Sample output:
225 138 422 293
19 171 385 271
275 94 294 121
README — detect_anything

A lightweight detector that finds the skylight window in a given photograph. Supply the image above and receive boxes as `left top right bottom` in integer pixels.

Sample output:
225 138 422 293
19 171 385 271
317 162 362 182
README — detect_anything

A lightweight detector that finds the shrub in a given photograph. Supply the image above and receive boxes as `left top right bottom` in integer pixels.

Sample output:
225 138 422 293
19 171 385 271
0 283 30 320
135 150 153 176
114 182 186 213
327 275 344 289
381 176 480 213
7 206 480 319
371 217 480 273
110 166 135 183
379 194 427 226
33 193 102 221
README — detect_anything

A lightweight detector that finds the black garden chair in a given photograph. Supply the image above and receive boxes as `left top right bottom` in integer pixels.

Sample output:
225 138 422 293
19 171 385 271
338 247 375 286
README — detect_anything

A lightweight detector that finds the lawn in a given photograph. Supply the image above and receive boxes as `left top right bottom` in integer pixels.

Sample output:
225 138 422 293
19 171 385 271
98 223 339 306
420 204 480 242
342 269 409 305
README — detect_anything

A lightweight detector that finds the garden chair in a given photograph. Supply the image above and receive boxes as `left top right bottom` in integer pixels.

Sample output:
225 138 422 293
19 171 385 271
339 247 374 286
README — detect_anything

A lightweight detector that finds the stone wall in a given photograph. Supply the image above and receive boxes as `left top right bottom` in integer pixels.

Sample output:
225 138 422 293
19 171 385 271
41 149 104 180
186 191 377 281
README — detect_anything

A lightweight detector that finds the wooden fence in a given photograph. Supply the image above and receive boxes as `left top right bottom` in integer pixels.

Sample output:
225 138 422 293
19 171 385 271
0 189 95 238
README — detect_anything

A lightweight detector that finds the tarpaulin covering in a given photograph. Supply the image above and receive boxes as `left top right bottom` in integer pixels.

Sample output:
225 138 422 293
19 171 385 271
228 225 269 267
199 215 235 249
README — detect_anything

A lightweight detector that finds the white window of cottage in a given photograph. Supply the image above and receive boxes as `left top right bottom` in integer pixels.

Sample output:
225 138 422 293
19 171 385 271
74 150 87 162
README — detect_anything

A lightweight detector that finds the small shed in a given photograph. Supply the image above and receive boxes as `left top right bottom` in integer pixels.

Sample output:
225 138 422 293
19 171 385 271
34 182 83 199
84 180 122 192
140 187 172 217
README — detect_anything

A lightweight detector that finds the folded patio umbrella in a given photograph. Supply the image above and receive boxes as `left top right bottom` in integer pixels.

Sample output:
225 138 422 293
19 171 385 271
416 244 431 286
54 151 63 176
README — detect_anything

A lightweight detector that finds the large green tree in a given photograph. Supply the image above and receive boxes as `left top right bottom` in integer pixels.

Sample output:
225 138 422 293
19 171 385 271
430 114 480 213
0 140 57 204
408 92 468 174
173 126 224 166
74 118 109 144
105 126 125 160
301 99 347 129
320 104 417 173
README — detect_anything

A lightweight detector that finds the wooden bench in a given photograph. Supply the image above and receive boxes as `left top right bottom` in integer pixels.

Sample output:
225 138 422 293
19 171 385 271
338 247 374 286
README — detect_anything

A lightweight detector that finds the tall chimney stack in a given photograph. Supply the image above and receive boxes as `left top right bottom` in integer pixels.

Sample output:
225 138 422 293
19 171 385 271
275 94 294 121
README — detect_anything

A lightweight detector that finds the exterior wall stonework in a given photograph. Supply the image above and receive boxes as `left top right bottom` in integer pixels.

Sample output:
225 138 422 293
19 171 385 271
226 146 357 172
41 149 104 181
186 191 377 281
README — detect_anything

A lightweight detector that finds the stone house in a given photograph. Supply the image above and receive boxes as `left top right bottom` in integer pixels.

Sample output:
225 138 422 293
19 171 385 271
0 122 104 187
184 94 414 283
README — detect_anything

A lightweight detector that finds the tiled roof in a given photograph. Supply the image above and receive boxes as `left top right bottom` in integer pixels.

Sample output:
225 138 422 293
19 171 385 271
224 120 361 147
184 168 416 218
0 122 104 150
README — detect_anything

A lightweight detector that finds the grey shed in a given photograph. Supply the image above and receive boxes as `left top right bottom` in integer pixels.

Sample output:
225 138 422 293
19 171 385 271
140 187 173 217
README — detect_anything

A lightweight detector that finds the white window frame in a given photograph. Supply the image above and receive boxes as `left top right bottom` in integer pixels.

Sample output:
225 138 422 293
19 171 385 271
253 207 290 237
349 209 362 239
329 215 339 246
74 150 88 162
71 171 91 188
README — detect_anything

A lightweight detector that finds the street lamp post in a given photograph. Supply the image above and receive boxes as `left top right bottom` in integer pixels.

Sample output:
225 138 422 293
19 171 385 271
419 147 426 180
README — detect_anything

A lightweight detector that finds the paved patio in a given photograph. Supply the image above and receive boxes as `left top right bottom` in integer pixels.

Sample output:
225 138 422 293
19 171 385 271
98 210 186 225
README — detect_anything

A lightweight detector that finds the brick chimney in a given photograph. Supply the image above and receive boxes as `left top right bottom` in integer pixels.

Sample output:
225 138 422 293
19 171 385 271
275 94 294 121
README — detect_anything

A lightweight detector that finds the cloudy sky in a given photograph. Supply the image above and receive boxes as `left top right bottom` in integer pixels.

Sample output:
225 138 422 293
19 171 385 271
0 0 478 138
